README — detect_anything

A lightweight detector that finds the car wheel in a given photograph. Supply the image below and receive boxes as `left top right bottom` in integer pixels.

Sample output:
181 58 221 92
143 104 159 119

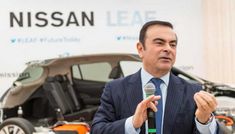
0 117 36 134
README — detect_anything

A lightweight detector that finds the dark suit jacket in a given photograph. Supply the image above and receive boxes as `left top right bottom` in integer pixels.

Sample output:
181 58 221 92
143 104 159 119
91 70 219 134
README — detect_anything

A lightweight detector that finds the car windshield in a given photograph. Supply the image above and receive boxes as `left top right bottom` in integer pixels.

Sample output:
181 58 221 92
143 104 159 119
16 66 44 84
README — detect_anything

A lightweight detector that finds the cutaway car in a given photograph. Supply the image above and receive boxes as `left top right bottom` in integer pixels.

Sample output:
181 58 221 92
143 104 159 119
0 53 234 134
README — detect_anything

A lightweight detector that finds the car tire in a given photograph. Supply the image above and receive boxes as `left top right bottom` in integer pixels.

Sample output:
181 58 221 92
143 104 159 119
0 117 36 134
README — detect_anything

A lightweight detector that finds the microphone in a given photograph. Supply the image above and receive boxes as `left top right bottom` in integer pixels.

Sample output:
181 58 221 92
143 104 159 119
144 83 156 134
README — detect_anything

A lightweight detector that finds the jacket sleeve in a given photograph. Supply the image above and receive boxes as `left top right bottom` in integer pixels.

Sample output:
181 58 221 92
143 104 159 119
91 83 126 134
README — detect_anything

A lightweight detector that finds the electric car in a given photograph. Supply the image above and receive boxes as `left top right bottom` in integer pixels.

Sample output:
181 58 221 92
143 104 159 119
0 53 234 134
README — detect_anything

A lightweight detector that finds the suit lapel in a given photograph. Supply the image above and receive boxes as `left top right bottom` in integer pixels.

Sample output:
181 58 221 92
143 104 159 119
125 70 146 134
163 73 185 133
125 70 143 114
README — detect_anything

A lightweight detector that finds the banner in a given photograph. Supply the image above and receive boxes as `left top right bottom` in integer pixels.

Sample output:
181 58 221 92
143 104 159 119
0 0 203 96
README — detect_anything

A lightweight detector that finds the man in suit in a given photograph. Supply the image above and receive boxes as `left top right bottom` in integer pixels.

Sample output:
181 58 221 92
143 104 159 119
91 21 219 134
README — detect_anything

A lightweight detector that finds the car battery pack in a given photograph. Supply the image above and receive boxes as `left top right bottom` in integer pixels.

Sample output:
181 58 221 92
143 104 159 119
53 123 90 134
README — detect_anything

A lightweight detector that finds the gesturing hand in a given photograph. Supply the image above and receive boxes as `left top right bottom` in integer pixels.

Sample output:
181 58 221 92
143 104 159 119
194 91 218 123
132 95 161 129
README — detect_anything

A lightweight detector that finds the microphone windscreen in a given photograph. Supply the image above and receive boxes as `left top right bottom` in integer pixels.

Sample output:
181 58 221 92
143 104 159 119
144 83 156 97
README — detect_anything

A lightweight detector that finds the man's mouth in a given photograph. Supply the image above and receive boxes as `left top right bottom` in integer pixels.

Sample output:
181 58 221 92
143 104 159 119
159 57 171 61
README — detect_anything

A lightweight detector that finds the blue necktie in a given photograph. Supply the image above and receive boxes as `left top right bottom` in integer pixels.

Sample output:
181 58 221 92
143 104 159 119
151 78 163 134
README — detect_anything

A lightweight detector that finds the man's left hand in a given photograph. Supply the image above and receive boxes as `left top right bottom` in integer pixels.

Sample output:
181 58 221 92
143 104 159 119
194 91 218 124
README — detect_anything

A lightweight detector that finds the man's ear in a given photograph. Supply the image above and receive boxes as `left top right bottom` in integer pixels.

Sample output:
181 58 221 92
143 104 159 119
136 42 144 58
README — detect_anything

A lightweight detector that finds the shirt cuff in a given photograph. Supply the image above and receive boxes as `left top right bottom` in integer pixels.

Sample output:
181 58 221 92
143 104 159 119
125 116 141 134
195 114 217 134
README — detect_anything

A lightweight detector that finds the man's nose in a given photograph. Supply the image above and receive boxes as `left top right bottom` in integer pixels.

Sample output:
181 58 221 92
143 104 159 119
163 43 172 52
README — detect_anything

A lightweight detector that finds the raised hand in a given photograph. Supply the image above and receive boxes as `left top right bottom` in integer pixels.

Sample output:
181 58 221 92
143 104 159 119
132 95 161 128
194 91 218 123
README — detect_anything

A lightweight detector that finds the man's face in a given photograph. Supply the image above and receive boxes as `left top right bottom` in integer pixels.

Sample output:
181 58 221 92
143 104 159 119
137 25 177 76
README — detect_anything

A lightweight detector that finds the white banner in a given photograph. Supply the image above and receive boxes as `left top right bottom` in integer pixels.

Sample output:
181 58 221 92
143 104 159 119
0 0 203 96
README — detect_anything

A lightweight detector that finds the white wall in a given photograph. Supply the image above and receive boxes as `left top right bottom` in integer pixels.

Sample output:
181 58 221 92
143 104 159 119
203 0 235 84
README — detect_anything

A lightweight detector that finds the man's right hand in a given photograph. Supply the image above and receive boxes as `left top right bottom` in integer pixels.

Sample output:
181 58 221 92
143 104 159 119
132 95 161 129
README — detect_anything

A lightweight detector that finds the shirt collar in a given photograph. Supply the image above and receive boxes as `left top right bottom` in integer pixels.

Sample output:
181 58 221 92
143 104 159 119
141 67 170 88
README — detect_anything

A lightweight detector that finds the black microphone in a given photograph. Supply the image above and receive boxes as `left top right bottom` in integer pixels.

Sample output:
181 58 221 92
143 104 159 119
144 83 156 134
